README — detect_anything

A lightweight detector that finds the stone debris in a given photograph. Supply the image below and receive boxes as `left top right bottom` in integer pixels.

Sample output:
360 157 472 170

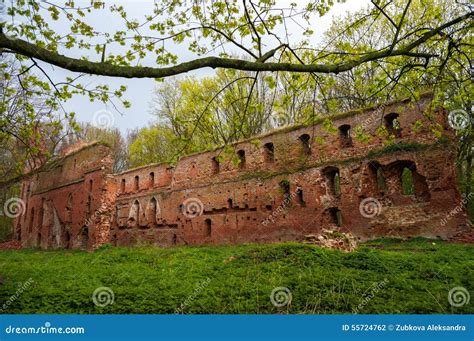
304 229 358 252
223 256 237 264
0 240 22 250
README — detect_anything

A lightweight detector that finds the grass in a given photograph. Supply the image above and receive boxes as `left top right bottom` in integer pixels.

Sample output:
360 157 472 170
0 238 472 314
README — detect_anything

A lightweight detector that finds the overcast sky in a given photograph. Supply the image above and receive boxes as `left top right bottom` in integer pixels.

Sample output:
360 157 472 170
9 0 370 132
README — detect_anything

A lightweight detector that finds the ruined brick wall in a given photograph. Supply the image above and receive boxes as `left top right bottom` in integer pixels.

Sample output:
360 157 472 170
15 93 472 249
14 143 113 249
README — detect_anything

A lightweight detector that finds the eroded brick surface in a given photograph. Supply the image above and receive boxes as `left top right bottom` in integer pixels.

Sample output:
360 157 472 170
14 93 472 249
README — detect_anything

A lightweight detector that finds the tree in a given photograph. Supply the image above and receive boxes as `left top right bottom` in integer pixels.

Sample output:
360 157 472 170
0 0 472 186
311 0 472 196
1 1 470 90
0 55 69 184
128 125 178 167
63 122 130 172
150 67 320 158
151 70 278 151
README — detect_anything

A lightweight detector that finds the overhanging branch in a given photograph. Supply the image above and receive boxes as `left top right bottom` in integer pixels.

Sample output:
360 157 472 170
0 11 471 78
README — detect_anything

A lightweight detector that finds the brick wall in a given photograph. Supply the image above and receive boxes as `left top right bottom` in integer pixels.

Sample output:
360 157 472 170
15 93 472 249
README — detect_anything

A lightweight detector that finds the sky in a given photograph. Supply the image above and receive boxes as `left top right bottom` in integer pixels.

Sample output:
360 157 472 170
6 0 370 132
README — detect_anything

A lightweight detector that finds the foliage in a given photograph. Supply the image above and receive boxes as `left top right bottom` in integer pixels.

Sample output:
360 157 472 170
0 239 472 314
3 0 465 79
0 184 19 242
0 57 71 186
354 126 373 144
0 218 12 242
1 0 472 176
366 141 430 159
315 0 472 195
128 125 179 167
401 168 415 195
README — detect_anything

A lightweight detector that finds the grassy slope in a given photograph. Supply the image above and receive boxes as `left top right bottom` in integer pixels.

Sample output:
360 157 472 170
0 238 472 314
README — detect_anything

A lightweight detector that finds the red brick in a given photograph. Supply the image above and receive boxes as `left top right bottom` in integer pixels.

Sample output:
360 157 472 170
14 93 472 249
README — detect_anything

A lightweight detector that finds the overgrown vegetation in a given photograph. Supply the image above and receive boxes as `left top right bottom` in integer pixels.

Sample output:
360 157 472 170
0 239 472 314
0 217 12 242
1 1 471 196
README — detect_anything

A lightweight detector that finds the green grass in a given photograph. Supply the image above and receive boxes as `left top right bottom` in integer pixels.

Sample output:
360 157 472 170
0 238 472 314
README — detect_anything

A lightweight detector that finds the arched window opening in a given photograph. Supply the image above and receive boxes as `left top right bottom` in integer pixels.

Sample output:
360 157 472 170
385 160 430 201
401 167 415 195
205 219 212 237
279 180 291 203
329 207 342 227
264 142 275 163
149 172 155 186
338 124 353 148
299 134 311 154
384 113 402 137
132 200 140 221
128 200 140 227
322 167 341 196
121 179 126 193
134 176 139 191
80 227 88 249
296 187 305 206
237 150 246 169
148 197 157 225
212 157 220 174
66 193 73 223
369 162 387 192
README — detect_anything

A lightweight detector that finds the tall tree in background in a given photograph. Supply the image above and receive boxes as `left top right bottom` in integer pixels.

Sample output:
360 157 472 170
0 0 472 187
127 125 177 168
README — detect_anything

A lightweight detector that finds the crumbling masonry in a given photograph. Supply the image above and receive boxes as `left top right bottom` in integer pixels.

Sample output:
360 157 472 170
14 93 472 249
